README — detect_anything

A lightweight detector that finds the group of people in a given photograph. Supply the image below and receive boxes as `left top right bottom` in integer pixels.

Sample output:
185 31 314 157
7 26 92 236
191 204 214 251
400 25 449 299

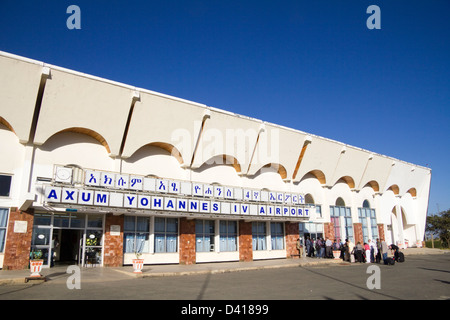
297 236 401 264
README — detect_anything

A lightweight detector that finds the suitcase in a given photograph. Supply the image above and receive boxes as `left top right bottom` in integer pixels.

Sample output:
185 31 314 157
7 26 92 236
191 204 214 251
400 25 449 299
398 252 405 262
384 257 395 265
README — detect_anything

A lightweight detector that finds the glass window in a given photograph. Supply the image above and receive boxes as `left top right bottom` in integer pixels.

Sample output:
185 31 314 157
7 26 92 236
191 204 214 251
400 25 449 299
271 222 284 250
87 214 103 228
124 216 150 253
0 208 9 252
219 221 237 252
154 218 178 253
330 205 354 242
0 175 12 197
196 220 215 252
252 222 267 251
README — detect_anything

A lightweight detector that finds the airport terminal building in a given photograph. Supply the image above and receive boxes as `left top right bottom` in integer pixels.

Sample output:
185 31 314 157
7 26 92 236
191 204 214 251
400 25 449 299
0 51 431 269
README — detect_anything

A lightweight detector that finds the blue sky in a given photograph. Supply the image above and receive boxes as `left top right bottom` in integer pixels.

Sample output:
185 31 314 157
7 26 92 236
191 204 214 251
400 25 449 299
1 0 449 214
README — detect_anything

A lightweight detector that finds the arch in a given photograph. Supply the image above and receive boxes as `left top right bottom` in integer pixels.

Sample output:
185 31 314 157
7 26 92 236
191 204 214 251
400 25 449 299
0 117 15 134
305 193 315 205
127 142 184 165
253 163 287 180
199 154 241 173
304 169 326 185
362 199 370 208
335 176 355 189
147 142 184 165
335 197 345 206
48 127 111 154
363 180 380 192
407 188 417 197
387 184 400 195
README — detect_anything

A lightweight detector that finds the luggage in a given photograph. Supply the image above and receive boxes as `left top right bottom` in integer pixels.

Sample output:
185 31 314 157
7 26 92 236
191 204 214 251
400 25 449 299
398 252 405 262
384 257 395 265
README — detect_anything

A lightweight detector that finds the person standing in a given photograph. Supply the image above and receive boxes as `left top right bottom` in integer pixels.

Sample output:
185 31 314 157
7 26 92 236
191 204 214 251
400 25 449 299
364 242 371 263
381 240 388 262
296 238 303 258
325 238 332 258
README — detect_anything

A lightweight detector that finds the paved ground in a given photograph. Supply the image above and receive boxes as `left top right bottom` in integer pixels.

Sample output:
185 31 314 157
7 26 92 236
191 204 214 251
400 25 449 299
0 248 448 304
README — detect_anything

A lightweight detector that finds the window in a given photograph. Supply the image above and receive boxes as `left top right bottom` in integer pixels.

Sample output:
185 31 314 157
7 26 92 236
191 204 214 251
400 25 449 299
154 218 178 253
0 175 12 197
330 205 354 242
270 222 284 250
359 202 378 242
124 216 150 253
0 208 9 252
252 222 267 251
196 220 215 252
220 221 237 252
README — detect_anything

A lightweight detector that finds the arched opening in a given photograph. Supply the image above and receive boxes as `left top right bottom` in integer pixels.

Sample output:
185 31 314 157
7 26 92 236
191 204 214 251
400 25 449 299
305 170 326 185
305 193 315 205
335 197 345 207
363 180 380 192
407 188 417 197
387 184 400 195
54 127 111 154
362 200 370 208
199 154 241 173
336 176 355 189
253 163 287 180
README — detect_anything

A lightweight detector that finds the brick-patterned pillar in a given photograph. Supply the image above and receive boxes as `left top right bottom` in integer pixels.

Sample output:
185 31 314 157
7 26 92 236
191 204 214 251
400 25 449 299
285 222 299 258
353 223 363 244
377 223 385 241
103 214 124 267
324 222 335 241
3 208 34 270
179 218 196 265
239 221 253 262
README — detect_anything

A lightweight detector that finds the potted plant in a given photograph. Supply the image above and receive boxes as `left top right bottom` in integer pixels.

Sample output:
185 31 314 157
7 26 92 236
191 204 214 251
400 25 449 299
132 251 144 274
30 250 44 277
332 250 341 260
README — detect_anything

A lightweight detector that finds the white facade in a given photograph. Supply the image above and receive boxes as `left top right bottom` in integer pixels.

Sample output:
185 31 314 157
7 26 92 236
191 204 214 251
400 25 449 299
0 51 431 268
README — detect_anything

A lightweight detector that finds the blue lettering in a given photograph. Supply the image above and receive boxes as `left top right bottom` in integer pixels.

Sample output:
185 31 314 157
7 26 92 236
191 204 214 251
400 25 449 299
81 192 91 202
126 196 135 206
178 200 186 210
64 190 75 200
259 206 265 214
269 193 276 201
171 182 178 192
97 193 107 204
190 201 198 211
166 199 174 209
276 207 281 215
241 205 248 214
212 203 219 212
153 198 162 208
88 174 97 184
140 197 149 207
48 189 58 200
158 181 166 190
290 208 296 216
283 207 288 215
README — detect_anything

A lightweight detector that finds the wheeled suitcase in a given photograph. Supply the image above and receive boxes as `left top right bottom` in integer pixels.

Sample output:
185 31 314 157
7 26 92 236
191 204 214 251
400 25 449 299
398 252 405 262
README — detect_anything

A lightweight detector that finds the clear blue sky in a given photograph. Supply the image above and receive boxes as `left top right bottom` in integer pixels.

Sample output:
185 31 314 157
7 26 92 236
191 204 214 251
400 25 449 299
1 0 449 214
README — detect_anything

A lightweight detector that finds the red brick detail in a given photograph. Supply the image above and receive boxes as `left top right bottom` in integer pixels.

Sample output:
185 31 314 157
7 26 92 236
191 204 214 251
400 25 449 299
377 224 385 241
285 222 299 258
103 214 124 267
324 222 335 241
3 208 34 270
238 221 253 262
179 218 196 265
353 223 363 244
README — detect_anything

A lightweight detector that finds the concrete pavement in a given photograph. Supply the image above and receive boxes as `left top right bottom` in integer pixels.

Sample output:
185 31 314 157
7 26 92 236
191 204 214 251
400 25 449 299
0 247 447 286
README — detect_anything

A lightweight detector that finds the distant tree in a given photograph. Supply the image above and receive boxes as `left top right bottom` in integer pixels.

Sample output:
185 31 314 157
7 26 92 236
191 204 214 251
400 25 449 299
426 210 450 248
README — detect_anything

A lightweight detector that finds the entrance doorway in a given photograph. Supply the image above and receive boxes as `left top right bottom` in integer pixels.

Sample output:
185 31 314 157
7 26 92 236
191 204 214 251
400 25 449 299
31 212 104 268
56 229 82 265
